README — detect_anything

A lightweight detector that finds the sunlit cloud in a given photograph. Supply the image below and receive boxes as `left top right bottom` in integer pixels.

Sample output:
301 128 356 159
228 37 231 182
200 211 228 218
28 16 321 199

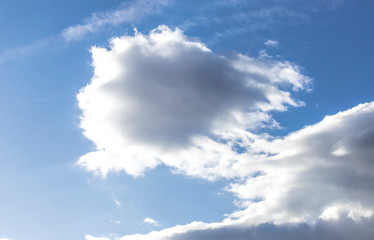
144 217 159 226
77 25 310 177
78 26 374 239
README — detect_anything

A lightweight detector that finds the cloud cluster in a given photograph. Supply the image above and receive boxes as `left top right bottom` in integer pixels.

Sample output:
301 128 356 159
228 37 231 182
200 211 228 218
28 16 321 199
86 101 374 240
78 25 374 239
77 25 310 177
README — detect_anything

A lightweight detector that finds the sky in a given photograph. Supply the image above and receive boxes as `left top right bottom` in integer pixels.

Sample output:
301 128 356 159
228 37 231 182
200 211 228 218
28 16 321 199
0 0 374 239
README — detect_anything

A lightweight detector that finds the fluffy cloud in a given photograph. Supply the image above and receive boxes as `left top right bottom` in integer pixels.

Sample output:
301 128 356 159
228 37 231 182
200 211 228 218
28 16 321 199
77 25 310 177
117 217 374 240
144 217 159 226
226 102 374 225
78 25 374 240
87 101 374 240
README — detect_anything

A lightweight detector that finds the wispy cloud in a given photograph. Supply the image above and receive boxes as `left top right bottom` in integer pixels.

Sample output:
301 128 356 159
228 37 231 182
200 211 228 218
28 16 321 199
264 39 279 47
174 0 347 43
62 0 170 42
113 198 121 207
0 0 170 63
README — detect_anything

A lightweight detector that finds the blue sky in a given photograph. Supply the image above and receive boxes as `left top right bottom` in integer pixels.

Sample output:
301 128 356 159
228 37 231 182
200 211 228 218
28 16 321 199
0 1 374 240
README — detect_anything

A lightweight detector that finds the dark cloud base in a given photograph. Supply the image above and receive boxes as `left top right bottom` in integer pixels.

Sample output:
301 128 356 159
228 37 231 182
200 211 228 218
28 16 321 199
174 218 374 240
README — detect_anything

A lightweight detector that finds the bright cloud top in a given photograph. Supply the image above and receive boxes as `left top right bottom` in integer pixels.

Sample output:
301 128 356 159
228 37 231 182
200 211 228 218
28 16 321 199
77 25 310 177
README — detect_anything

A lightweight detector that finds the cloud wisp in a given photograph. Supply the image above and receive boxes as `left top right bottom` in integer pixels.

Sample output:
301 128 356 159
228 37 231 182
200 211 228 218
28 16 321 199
62 0 169 42
264 39 279 47
0 0 169 63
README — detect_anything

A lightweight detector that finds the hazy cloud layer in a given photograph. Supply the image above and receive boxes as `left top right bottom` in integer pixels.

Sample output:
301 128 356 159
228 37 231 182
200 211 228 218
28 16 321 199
77 25 309 177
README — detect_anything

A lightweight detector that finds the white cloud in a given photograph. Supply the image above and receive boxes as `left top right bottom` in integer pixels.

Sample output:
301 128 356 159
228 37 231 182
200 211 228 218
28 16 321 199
62 0 169 42
79 24 374 240
77 25 310 178
113 198 121 207
264 39 279 47
85 235 110 240
144 217 159 226
224 102 374 225
114 217 374 240
0 0 169 62
87 101 374 239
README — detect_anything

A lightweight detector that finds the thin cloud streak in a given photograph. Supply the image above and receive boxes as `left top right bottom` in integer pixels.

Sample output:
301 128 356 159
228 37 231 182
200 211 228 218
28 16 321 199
0 0 170 63
62 0 170 42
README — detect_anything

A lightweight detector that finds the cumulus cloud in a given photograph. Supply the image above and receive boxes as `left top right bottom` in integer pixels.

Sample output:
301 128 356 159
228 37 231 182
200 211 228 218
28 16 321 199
115 217 374 240
264 39 279 47
78 24 374 240
225 102 374 225
86 101 374 240
144 217 159 226
77 25 310 177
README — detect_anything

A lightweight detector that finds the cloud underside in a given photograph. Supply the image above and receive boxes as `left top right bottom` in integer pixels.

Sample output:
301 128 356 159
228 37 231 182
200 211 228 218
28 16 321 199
86 217 374 240
78 26 374 239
